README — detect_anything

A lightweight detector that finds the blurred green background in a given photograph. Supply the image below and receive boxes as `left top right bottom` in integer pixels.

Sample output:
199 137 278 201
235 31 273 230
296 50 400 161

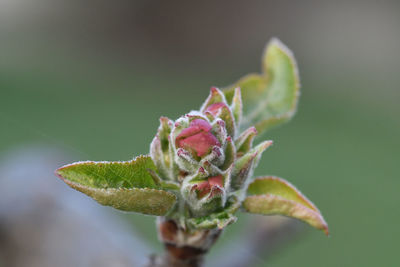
0 1 399 266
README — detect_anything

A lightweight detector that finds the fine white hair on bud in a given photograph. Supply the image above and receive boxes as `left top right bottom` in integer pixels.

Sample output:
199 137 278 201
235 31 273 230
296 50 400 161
149 87 271 216
58 40 329 239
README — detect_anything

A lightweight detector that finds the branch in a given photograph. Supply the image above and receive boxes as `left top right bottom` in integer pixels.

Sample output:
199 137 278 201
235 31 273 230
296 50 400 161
145 218 222 267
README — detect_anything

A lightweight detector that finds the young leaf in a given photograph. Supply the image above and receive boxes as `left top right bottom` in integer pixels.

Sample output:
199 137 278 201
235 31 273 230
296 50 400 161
224 38 300 136
56 155 177 215
243 176 329 235
63 185 176 215
187 196 240 229
56 155 158 189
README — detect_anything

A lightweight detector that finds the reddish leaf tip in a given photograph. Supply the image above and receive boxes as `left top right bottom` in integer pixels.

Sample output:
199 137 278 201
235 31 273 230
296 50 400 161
249 126 258 135
210 87 219 93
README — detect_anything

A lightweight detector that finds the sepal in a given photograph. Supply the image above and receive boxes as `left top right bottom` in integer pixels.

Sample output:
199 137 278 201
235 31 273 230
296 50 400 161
220 136 236 171
204 103 235 138
201 87 236 138
231 140 273 190
235 126 258 157
150 117 174 180
187 196 240 229
175 148 199 173
230 87 243 129
211 119 228 145
200 87 228 112
181 166 233 216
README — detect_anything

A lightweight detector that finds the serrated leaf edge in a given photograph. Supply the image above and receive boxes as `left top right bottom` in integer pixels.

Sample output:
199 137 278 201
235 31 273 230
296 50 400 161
249 176 319 212
243 194 329 235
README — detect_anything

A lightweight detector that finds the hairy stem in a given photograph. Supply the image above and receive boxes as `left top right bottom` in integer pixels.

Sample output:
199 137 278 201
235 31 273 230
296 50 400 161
146 218 222 267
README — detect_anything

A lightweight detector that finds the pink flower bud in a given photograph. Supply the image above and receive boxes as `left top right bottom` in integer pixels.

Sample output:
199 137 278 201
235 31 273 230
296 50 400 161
203 101 236 138
193 175 223 198
176 119 221 157
204 102 229 117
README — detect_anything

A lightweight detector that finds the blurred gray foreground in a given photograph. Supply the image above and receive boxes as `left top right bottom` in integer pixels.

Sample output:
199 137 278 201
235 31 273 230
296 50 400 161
0 146 152 267
0 146 301 267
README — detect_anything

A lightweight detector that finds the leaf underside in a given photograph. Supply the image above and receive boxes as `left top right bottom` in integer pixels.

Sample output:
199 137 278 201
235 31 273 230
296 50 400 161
224 38 300 136
56 155 177 215
243 176 329 235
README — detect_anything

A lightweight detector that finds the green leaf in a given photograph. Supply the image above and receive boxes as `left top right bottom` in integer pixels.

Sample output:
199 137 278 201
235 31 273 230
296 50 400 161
63 185 176 215
243 176 329 235
224 38 300 135
56 155 177 215
56 155 158 189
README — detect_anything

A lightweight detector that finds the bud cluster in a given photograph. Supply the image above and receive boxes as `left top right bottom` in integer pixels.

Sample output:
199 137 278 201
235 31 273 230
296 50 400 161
150 87 272 219
55 40 329 260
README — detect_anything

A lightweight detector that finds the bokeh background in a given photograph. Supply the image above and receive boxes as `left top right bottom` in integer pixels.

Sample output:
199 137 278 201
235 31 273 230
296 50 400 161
1 1 399 266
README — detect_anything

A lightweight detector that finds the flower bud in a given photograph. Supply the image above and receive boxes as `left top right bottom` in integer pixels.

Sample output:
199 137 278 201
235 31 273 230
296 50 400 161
200 88 236 138
204 102 229 117
193 175 223 198
181 167 231 216
149 87 274 220
176 119 221 158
